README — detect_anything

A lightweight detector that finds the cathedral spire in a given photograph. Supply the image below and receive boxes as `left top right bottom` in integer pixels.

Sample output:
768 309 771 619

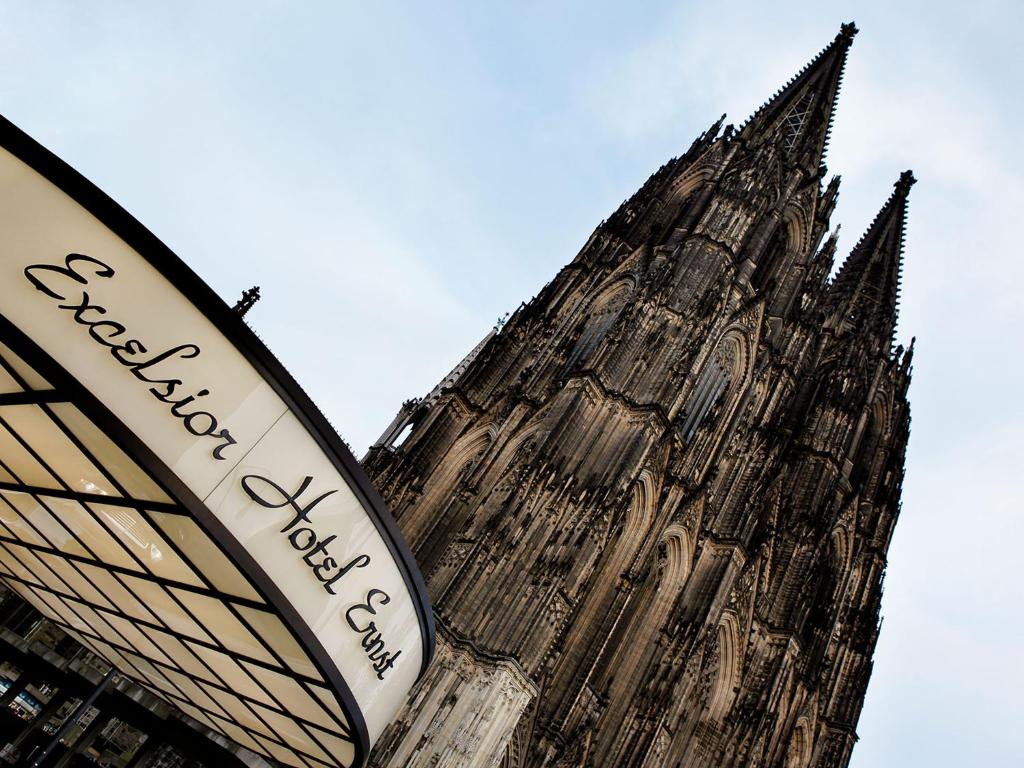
738 22 857 170
827 170 915 347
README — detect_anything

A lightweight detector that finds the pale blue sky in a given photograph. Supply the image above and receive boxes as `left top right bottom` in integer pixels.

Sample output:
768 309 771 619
0 2 1020 766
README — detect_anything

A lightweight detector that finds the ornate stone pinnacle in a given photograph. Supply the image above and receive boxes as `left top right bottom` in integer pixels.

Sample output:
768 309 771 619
232 285 261 317
896 170 917 193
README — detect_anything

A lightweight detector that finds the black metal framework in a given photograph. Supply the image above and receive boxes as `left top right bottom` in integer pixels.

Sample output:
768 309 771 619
0 332 360 767
0 111 433 767
0 625 254 767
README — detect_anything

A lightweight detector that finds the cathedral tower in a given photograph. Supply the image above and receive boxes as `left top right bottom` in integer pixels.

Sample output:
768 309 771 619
363 22 913 768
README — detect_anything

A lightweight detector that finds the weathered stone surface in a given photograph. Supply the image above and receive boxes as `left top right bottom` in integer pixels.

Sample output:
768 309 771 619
365 23 912 768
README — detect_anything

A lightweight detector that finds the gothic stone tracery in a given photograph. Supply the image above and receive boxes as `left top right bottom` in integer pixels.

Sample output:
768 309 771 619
364 22 913 768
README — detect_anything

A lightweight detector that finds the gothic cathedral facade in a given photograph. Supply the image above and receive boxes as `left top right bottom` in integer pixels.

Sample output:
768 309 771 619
363 23 913 768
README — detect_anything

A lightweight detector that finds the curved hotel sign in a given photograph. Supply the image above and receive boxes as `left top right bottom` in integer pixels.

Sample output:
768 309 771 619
0 116 433 767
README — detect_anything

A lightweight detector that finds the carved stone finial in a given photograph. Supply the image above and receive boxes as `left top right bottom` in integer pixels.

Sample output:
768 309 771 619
233 285 261 317
896 170 917 193
839 22 859 42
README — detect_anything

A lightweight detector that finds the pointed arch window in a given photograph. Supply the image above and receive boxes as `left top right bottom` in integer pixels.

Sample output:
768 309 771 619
706 614 742 721
751 223 789 291
563 285 630 375
785 720 812 768
681 352 733 442
850 401 885 490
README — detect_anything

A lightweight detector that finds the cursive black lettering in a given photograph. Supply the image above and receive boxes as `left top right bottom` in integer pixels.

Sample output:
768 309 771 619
24 254 114 300
85 319 126 345
149 379 183 401
25 254 237 460
288 527 317 550
345 590 401 679
168 390 208 415
322 553 370 594
58 291 107 325
130 344 201 382
211 429 237 460
312 556 339 582
110 337 147 365
302 534 337 565
241 474 338 532
242 473 377 598
345 589 391 632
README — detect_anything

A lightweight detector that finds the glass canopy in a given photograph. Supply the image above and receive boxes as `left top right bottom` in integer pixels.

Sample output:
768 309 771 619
0 339 357 768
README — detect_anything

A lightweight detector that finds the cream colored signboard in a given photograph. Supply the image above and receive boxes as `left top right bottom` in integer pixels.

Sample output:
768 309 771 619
0 122 432 766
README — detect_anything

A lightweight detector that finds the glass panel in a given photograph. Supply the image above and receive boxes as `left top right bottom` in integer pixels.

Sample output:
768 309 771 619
159 667 224 715
186 642 275 706
251 702 331 761
175 700 221 734
0 405 120 496
17 547 74 596
148 512 262 602
0 364 21 395
72 602 128 645
48 405 172 503
32 497 139 570
139 665 178 698
73 634 105 660
0 542 43 585
139 627 215 683
0 424 57 488
0 545 23 579
1 492 90 557
300 744 334 768
79 638 120 675
74 564 156 623
208 713 271 757
118 576 213 644
121 651 174 695
0 494 49 547
236 605 320 680
38 591 92 637
36 552 116 610
10 584 54 621
101 613 176 668
308 725 356 767
0 342 52 390
168 588 275 664
91 505 202 586
96 643 141 682
243 662 338 731
203 685 263 731
254 733 307 768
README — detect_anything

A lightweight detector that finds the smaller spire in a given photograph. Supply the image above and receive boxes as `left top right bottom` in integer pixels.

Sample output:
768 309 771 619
822 224 841 258
826 225 841 247
902 336 916 370
827 171 915 348
686 113 727 154
707 113 727 139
